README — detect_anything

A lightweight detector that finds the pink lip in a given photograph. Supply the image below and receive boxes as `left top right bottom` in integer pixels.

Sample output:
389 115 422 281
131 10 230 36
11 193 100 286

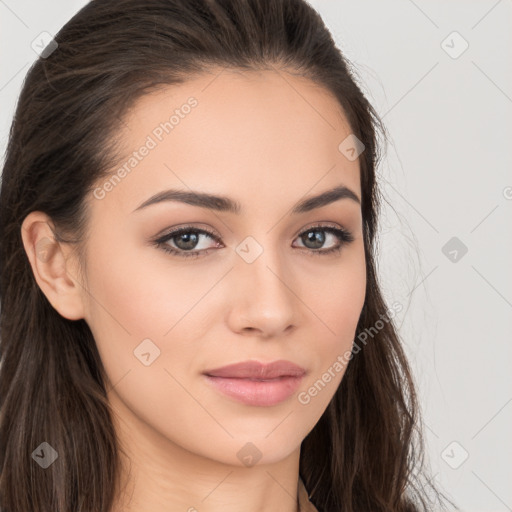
203 360 306 407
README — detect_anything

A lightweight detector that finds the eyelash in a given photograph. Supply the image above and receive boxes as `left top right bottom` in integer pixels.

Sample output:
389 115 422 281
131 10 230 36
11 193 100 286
153 224 355 259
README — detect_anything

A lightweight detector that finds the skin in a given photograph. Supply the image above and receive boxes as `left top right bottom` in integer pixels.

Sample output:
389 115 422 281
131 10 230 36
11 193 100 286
21 67 366 512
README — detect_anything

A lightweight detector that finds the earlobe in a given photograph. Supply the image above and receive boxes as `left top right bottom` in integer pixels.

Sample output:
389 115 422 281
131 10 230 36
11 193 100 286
20 211 86 321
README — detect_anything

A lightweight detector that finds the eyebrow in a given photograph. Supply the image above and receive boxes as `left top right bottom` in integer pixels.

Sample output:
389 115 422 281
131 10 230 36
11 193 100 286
131 184 361 215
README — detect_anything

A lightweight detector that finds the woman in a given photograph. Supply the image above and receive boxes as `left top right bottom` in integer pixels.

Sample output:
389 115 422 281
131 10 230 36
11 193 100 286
0 1 452 511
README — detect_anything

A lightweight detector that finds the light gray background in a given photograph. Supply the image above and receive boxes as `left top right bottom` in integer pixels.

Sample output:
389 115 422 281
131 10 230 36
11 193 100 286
1 1 511 511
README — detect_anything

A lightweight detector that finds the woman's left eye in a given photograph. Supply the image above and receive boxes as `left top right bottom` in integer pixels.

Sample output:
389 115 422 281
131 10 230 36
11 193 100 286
153 224 355 259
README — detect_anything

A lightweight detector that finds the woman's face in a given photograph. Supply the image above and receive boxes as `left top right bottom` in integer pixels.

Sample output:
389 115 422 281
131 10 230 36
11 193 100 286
80 67 366 467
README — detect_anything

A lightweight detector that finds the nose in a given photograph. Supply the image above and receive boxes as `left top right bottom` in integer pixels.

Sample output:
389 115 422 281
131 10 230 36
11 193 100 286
225 247 299 339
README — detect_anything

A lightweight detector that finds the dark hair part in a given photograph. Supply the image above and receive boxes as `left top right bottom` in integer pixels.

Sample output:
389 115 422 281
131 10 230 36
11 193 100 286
0 1 452 511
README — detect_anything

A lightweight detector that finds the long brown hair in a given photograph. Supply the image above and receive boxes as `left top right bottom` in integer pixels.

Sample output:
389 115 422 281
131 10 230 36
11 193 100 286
0 1 452 511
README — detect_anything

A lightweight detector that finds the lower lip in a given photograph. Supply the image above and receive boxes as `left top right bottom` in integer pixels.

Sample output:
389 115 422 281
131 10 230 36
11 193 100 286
203 374 304 406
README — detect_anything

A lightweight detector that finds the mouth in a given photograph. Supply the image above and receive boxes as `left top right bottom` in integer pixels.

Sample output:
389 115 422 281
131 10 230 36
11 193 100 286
202 360 306 407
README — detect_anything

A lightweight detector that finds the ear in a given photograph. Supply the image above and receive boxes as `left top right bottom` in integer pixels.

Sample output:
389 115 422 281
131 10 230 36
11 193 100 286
20 211 86 321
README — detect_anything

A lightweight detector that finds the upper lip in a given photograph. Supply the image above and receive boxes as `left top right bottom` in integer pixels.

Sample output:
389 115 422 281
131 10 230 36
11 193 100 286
203 360 306 379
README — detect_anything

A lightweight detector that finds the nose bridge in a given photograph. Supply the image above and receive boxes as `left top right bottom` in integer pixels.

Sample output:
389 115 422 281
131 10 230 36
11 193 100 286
235 232 289 294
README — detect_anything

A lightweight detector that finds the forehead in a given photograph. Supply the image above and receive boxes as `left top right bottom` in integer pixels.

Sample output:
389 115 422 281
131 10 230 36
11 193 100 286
94 67 362 216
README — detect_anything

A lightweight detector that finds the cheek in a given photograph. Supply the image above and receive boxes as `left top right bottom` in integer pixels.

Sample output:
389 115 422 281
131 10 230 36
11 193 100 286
81 234 230 390
313 243 367 345
297 245 366 408
83 232 214 335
